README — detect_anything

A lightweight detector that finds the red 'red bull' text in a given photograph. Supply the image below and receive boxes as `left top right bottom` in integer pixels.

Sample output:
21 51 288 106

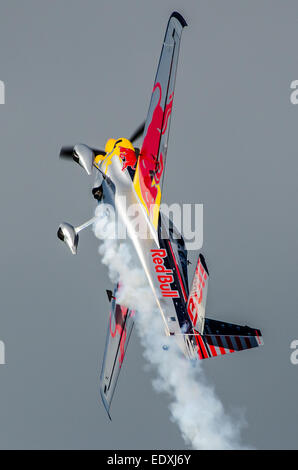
151 249 179 298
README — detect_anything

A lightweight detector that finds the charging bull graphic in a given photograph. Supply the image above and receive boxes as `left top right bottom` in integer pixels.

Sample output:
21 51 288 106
109 304 129 367
119 146 137 172
136 83 173 214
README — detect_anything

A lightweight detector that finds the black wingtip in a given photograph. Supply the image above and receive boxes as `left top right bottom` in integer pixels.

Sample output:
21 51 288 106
100 387 112 421
171 11 188 28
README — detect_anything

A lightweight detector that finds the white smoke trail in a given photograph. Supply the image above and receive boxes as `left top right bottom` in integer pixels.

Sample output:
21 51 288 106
93 204 249 450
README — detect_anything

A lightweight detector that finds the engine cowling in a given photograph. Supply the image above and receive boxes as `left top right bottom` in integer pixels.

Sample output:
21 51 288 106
59 143 104 176
72 144 95 175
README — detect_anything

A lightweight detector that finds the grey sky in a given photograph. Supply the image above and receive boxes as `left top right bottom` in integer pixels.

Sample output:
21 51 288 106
0 0 297 449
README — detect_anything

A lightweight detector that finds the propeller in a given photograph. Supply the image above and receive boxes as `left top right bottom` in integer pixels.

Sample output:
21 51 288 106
59 146 74 159
59 144 106 175
59 121 145 172
129 121 145 144
59 146 105 160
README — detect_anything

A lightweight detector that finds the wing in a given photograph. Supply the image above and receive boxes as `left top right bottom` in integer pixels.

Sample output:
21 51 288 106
100 285 135 418
133 12 187 229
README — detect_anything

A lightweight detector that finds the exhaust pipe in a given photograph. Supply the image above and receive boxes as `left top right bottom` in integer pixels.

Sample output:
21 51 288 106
57 217 96 254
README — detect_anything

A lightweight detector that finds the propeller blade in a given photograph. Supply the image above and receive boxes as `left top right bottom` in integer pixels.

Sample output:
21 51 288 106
92 148 106 157
59 146 106 159
129 121 145 144
59 146 74 159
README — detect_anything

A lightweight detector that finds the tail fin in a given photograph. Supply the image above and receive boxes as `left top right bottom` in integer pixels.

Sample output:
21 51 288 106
188 318 263 360
184 254 263 360
186 254 209 334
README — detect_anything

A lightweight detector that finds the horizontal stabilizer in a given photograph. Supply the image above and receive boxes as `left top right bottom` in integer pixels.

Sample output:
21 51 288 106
185 318 263 360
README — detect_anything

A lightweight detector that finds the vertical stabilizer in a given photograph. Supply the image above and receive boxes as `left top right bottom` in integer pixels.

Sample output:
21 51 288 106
186 254 209 334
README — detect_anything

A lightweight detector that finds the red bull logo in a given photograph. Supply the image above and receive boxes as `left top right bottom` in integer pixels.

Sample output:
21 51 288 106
151 249 179 298
119 146 137 172
138 83 173 206
187 258 208 327
109 304 128 367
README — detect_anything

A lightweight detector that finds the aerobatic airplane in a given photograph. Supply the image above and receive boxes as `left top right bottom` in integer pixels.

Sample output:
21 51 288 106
57 12 263 418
